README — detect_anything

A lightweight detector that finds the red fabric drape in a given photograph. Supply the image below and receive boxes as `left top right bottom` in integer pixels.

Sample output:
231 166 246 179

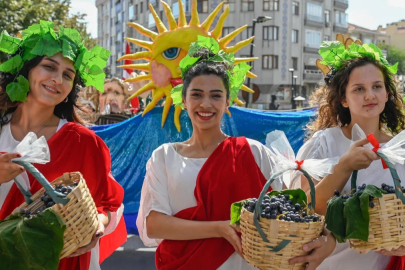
387 256 405 270
0 123 126 270
155 137 272 270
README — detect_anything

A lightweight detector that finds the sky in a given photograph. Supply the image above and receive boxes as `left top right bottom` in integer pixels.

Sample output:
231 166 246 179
72 0 405 39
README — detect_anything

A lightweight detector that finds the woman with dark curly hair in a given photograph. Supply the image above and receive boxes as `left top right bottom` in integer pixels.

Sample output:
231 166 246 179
0 21 126 270
295 42 405 270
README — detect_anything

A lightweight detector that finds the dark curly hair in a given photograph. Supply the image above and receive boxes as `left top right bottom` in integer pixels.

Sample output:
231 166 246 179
0 55 86 126
307 57 405 138
182 48 232 100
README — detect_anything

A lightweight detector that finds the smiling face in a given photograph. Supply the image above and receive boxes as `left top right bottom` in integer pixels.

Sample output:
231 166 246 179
342 63 388 121
27 52 75 107
183 74 229 130
99 82 127 113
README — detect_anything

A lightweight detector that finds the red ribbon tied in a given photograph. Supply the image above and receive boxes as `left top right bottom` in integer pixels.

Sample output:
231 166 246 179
366 133 388 169
295 160 304 170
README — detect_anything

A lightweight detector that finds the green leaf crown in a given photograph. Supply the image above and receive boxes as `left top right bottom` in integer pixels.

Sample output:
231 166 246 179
319 41 398 75
0 20 111 102
170 35 251 109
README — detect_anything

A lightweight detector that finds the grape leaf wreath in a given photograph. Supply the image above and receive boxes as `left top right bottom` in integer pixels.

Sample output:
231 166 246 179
0 20 111 102
170 35 251 109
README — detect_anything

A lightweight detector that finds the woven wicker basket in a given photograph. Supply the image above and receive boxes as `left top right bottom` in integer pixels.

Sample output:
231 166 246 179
349 193 405 254
11 162 99 259
240 169 324 270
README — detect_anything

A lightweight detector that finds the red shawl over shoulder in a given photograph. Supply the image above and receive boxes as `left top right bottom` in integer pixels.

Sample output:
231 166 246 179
155 136 272 270
0 122 126 269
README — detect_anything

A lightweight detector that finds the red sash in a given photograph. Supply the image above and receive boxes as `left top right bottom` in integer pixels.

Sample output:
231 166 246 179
0 123 126 269
155 137 272 270
387 256 405 270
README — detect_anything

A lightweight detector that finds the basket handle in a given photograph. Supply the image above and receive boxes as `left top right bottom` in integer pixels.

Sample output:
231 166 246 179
351 153 405 204
253 168 317 251
12 160 70 205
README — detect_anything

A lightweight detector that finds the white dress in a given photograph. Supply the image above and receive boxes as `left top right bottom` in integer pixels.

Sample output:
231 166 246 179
136 138 282 270
297 127 405 270
0 118 123 270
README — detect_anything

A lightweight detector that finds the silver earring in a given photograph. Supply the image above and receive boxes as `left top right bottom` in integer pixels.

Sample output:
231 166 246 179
64 97 68 103
390 95 394 101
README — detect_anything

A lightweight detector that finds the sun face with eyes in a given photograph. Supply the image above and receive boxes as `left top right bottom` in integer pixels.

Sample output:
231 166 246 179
118 0 257 132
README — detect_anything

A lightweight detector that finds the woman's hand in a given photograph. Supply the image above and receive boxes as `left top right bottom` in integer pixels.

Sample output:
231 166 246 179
0 153 24 184
289 228 336 270
216 221 243 258
376 246 405 256
341 138 379 172
67 213 108 257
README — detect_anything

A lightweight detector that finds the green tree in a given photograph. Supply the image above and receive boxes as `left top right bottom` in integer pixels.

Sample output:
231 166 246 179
0 0 97 62
378 43 405 75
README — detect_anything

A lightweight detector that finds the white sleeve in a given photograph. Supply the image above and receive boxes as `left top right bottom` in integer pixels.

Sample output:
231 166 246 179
136 146 172 247
248 139 282 191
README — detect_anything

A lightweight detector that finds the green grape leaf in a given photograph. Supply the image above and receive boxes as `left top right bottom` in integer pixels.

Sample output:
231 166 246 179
30 33 62 57
59 26 82 44
6 75 30 102
81 69 106 92
230 200 248 225
344 193 369 242
179 55 199 76
387 62 399 74
0 30 22 54
171 84 184 108
0 55 23 74
326 196 347 243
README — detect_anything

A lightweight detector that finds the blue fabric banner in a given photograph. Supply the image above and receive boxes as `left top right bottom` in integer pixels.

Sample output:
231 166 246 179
91 106 316 233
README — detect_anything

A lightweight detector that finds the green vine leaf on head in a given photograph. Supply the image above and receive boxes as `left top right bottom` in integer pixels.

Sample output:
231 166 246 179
6 76 30 102
0 31 21 54
171 84 184 108
0 55 23 74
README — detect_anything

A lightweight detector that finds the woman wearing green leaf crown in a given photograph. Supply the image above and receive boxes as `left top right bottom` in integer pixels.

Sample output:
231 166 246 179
295 40 405 269
136 36 336 270
0 21 126 270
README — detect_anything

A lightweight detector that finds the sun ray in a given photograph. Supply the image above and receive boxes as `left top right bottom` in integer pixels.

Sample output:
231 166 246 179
118 63 151 72
211 5 229 39
117 51 152 62
234 57 258 65
127 81 155 101
124 74 151 83
161 1 177 31
143 91 165 116
241 84 254 93
162 96 173 128
225 36 254 54
201 2 224 31
189 0 200 26
149 3 167 33
226 109 231 116
174 106 182 132
178 0 187 27
247 71 257 78
219 25 247 47
124 37 153 51
234 97 245 106
127 22 158 40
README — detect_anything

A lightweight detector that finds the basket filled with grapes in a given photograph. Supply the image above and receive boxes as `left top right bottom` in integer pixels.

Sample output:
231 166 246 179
326 153 405 254
10 161 99 259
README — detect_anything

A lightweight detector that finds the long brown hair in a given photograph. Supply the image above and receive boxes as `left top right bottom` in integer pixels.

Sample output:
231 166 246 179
0 55 86 125
307 57 405 138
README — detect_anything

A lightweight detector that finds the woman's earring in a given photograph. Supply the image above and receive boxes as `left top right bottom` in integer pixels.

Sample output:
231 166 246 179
390 95 394 101
64 97 68 103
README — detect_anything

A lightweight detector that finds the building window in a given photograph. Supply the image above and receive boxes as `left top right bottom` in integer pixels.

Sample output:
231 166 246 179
262 55 278 69
263 26 279 40
292 29 298 43
306 2 322 22
135 4 138 16
223 0 235 12
198 0 208 13
263 0 279 11
292 57 298 70
241 26 253 41
140 2 143 13
222 27 235 37
241 0 254 11
292 1 299 15
305 29 321 48
324 10 330 23
148 12 155 28
325 35 330 41
335 10 348 27
241 55 254 69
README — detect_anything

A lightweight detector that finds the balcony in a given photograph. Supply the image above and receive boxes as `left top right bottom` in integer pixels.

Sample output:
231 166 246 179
312 0 324 3
303 69 323 82
333 23 348 34
305 15 323 29
304 46 319 54
334 0 348 10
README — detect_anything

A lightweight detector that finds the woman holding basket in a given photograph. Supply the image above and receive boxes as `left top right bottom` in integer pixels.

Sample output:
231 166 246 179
136 36 336 270
295 39 405 269
0 21 126 269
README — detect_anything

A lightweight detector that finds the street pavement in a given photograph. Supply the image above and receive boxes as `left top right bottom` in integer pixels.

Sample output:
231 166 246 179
101 235 156 270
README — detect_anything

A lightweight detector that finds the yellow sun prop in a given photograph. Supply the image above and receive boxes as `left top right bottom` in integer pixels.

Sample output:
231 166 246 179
118 0 257 132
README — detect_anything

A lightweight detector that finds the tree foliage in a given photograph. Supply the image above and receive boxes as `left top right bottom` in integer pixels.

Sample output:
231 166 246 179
378 43 405 75
0 0 97 62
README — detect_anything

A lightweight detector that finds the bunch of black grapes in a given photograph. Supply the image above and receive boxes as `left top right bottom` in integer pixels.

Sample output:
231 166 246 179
20 182 78 218
324 67 337 86
243 194 321 223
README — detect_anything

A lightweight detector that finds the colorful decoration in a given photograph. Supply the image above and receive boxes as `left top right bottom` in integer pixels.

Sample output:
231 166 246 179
118 0 257 132
0 20 111 102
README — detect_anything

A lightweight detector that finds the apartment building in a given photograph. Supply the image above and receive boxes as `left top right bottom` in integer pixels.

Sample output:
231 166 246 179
96 0 348 109
377 20 405 51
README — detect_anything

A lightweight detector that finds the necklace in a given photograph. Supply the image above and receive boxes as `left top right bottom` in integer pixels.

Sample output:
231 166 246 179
15 114 54 137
